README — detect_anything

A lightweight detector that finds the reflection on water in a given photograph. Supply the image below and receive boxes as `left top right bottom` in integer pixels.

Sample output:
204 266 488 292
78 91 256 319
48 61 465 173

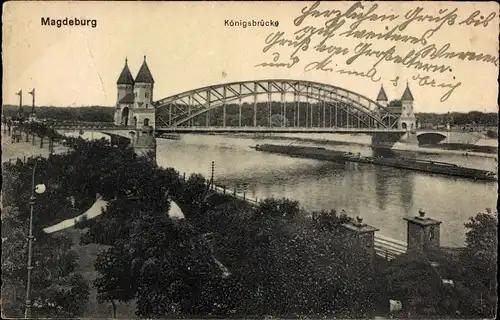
399 171 414 214
157 134 497 247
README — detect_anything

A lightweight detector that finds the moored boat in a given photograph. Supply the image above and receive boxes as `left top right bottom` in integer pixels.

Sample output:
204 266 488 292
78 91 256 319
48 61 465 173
253 144 497 182
157 133 181 140
254 144 347 162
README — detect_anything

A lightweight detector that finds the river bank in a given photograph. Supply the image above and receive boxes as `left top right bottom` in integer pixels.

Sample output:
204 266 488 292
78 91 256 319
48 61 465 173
156 135 497 247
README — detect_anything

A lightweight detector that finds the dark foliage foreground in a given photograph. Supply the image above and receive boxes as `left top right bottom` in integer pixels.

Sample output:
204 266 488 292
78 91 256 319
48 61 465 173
2 137 497 318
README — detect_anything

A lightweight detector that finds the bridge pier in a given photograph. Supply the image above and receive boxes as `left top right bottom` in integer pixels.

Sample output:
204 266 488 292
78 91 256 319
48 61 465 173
127 130 142 147
133 126 156 162
371 131 409 148
398 130 419 145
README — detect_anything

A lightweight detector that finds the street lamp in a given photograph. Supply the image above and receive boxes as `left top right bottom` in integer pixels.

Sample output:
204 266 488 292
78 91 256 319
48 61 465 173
25 158 46 319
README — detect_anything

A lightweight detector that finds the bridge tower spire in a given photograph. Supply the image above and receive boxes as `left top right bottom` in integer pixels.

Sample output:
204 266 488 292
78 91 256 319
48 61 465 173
376 84 388 106
374 84 388 124
399 82 416 131
133 55 155 130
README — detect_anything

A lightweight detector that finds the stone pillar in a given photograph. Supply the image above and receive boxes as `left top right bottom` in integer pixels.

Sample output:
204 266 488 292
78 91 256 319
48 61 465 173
342 216 379 264
403 209 441 256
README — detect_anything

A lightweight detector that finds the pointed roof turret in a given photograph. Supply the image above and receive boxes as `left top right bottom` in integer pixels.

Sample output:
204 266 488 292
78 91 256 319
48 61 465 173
401 81 414 101
135 55 154 84
117 58 134 85
376 85 388 101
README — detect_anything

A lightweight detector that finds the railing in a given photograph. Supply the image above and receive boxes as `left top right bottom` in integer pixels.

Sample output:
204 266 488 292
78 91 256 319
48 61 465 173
374 235 407 260
53 124 130 130
159 126 405 133
177 171 260 206
211 183 260 206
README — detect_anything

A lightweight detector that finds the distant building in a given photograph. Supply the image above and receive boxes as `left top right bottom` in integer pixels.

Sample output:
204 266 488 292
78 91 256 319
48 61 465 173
114 56 155 129
419 121 435 129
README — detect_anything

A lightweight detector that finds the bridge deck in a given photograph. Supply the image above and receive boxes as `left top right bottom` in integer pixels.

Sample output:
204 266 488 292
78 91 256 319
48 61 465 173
156 127 406 134
53 125 406 134
54 124 475 136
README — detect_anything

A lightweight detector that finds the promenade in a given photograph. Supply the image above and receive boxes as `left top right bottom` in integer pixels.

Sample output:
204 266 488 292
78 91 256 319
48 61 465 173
1 128 68 163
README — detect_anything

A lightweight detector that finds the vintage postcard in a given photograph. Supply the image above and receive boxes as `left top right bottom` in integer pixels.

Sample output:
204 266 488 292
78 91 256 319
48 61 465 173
2 1 498 319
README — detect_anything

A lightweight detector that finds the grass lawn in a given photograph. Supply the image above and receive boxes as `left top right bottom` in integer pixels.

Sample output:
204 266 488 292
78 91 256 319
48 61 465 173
61 228 137 319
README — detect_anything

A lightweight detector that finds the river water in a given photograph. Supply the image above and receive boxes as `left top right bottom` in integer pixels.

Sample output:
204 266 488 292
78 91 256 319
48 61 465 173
156 134 497 247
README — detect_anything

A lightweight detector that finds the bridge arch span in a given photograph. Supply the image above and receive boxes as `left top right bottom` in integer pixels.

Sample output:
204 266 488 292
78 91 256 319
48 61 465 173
417 132 447 145
154 80 400 129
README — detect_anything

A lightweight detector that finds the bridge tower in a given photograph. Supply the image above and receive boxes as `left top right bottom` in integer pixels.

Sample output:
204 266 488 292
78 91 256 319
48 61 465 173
114 57 155 130
115 58 135 126
132 56 155 130
398 83 416 132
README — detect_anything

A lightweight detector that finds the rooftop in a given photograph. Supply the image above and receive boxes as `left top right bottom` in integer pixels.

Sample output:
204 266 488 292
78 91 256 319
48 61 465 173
135 56 154 84
401 85 414 101
376 86 388 101
117 58 134 85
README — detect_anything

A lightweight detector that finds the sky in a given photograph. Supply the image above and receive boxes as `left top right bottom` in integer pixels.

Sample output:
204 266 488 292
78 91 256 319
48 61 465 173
3 1 499 113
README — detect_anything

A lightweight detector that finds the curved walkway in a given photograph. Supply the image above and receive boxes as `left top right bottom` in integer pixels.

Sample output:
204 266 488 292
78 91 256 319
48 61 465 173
42 198 187 234
43 198 109 234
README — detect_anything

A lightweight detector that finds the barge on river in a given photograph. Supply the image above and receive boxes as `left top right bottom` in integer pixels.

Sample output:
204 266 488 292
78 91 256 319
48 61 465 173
157 133 181 140
253 144 497 182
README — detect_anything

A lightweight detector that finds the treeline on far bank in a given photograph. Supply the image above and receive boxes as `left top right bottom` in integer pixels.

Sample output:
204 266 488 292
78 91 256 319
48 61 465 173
2 104 497 128
2 105 114 123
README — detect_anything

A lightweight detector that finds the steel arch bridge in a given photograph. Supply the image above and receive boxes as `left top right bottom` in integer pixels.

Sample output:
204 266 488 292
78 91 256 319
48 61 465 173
154 79 401 132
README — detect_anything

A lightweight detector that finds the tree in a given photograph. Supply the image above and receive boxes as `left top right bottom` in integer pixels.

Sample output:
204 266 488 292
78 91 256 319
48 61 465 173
311 209 353 232
131 220 233 317
463 210 498 290
270 114 289 127
73 142 234 318
88 210 234 318
454 210 498 317
383 208 498 319
2 137 390 318
255 197 301 220
383 253 444 316
1 205 90 318
389 99 402 108
201 197 377 317
93 244 136 318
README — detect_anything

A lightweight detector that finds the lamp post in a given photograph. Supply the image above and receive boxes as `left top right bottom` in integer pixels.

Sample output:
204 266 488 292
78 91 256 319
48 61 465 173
25 158 46 319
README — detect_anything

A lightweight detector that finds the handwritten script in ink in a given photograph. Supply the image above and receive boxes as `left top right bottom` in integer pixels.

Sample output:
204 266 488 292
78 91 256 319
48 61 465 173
254 1 498 102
